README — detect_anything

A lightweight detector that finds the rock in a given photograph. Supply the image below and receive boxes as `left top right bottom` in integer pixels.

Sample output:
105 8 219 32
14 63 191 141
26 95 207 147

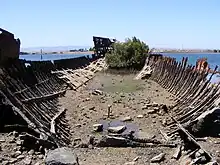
137 115 144 118
75 124 81 128
162 119 167 126
152 102 159 107
13 151 22 157
85 97 90 101
195 149 205 158
38 155 44 159
16 140 23 145
133 156 140 161
135 132 156 141
93 124 103 132
2 161 9 165
121 116 132 122
150 153 165 163
89 106 95 110
172 145 181 159
23 157 32 165
92 89 103 95
147 109 157 114
45 147 79 165
28 149 35 155
124 162 136 165
108 125 126 133
34 162 41 165
9 158 18 164
0 139 5 142
96 135 129 147
17 155 25 159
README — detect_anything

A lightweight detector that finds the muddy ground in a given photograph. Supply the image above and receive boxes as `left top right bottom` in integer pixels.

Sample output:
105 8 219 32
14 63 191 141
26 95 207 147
60 72 179 165
1 71 219 164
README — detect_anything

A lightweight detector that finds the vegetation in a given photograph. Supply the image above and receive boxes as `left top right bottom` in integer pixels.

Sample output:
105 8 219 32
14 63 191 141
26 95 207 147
105 37 151 70
89 47 95 51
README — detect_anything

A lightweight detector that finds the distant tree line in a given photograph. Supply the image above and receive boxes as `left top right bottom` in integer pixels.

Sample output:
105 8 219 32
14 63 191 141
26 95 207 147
69 48 88 52
213 49 220 53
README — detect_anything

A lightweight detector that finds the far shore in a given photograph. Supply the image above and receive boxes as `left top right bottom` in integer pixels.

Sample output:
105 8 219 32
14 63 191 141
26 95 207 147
20 51 94 55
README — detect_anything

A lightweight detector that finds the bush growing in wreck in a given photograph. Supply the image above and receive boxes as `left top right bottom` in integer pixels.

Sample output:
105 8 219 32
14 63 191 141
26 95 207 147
105 37 150 70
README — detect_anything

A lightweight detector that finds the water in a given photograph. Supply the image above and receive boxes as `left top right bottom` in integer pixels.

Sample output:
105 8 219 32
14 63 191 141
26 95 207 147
162 53 220 83
19 53 220 83
19 53 92 61
162 53 220 69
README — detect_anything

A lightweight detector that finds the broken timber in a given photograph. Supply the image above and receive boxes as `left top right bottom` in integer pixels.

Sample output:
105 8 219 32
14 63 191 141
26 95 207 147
147 56 220 163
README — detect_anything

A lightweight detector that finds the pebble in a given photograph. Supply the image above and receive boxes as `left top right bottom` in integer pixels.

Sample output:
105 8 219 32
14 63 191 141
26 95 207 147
16 140 23 145
23 157 32 165
124 162 136 165
38 155 44 159
17 155 25 159
13 151 22 157
93 124 103 132
121 116 132 122
75 124 81 128
108 125 126 133
137 115 144 118
28 149 35 155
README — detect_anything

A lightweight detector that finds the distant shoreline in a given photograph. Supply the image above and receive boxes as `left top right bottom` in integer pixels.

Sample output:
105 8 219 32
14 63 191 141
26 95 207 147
20 51 94 55
161 52 220 54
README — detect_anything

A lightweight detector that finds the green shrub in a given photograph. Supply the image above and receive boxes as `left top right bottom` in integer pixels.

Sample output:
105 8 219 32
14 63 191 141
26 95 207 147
105 37 150 69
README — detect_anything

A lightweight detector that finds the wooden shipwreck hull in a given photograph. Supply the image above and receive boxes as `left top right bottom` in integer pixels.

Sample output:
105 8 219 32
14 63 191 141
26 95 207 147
0 59 70 147
148 56 220 162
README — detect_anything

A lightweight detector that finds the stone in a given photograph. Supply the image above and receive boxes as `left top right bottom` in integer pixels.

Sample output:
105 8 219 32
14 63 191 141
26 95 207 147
124 162 136 165
85 97 90 101
162 119 167 126
17 155 25 159
150 153 165 163
147 109 157 114
38 155 44 159
45 147 79 165
96 135 129 147
92 89 103 95
172 145 181 159
135 132 155 141
13 151 22 157
75 124 81 128
9 158 18 164
2 161 9 165
89 106 95 110
28 149 35 155
16 140 23 145
23 157 32 165
195 149 205 158
121 116 132 122
108 125 126 133
137 115 144 118
93 124 103 132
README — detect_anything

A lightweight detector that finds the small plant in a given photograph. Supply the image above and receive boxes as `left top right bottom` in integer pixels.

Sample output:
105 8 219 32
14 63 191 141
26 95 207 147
105 37 151 70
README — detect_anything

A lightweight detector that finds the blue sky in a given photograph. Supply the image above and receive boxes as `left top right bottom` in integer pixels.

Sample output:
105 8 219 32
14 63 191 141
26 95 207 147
1 0 219 49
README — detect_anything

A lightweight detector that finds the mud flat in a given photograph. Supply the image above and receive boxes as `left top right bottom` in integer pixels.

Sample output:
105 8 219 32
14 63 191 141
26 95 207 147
59 72 177 165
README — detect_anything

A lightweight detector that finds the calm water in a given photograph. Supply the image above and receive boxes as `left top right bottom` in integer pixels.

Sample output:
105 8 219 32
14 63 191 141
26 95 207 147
19 53 92 61
19 53 220 83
